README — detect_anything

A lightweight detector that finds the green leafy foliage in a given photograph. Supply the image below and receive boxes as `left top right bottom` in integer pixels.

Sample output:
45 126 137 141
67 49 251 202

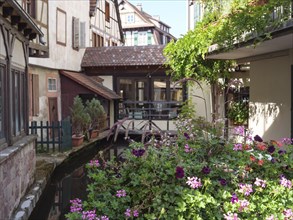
227 101 249 125
85 98 106 130
66 103 293 219
164 0 292 83
70 96 91 136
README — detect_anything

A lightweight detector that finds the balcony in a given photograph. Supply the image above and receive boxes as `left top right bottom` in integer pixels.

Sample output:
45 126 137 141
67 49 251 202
117 101 183 132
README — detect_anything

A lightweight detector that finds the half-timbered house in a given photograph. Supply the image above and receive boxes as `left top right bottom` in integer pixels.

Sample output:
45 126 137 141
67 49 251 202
0 0 43 218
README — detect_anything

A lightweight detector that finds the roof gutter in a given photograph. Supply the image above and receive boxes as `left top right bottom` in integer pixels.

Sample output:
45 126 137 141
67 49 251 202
207 18 293 59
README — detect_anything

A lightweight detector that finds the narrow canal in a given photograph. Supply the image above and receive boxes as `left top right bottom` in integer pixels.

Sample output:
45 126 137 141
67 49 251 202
29 136 129 220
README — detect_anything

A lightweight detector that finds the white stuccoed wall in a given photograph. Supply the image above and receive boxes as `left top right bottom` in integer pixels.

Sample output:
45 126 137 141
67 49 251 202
189 81 213 122
29 0 90 71
249 54 291 140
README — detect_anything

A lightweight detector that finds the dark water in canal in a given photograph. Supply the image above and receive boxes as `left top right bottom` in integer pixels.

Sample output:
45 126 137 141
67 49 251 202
29 137 128 220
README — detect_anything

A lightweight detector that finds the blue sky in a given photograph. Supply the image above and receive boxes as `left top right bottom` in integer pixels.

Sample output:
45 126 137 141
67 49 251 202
129 0 187 39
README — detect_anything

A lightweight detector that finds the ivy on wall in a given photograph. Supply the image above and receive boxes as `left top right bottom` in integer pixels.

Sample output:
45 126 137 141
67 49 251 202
164 0 292 83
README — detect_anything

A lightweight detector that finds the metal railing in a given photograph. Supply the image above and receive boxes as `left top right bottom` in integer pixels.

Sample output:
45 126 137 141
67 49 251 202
118 101 183 120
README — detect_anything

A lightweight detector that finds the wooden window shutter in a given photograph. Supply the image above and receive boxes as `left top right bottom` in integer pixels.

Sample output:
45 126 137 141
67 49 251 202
80 22 86 48
92 32 96 47
105 2 110 22
101 36 104 46
32 74 39 116
72 17 80 49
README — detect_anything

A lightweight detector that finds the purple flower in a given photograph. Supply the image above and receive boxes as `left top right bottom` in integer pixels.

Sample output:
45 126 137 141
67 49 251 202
231 193 239 204
133 210 139 217
70 198 83 213
280 176 292 189
254 178 266 188
116 189 127 197
283 208 293 219
125 208 132 217
175 166 185 179
254 135 263 142
266 215 275 220
82 210 96 220
238 199 249 212
278 149 286 155
281 137 293 145
224 212 239 220
132 149 145 157
202 166 211 175
233 143 242 151
186 176 202 189
184 144 192 153
184 132 190 140
219 178 227 186
233 126 245 136
239 183 253 196
99 216 109 220
267 145 275 153
89 160 100 167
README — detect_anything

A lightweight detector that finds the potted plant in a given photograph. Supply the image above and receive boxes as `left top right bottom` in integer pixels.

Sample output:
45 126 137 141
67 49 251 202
70 96 91 146
85 98 105 139
227 100 249 125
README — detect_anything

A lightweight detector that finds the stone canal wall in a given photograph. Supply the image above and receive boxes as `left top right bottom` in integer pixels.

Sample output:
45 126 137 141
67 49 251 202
0 136 36 220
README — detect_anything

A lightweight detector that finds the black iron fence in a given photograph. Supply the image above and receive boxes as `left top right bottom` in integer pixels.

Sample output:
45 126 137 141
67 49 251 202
30 120 72 153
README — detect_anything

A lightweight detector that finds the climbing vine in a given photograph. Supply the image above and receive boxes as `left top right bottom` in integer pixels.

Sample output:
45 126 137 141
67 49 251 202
164 0 292 83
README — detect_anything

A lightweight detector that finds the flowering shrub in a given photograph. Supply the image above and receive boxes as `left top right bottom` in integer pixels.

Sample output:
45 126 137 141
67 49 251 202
66 105 293 219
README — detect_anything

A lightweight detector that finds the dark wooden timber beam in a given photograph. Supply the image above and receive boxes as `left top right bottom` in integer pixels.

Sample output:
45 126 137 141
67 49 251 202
11 15 21 26
3 6 13 18
24 28 32 37
29 33 37 40
0 2 4 7
18 22 27 31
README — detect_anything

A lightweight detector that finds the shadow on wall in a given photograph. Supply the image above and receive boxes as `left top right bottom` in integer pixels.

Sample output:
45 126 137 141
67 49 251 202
249 102 290 140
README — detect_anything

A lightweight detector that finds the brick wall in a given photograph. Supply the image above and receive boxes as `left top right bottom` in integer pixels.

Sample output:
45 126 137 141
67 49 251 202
0 136 36 219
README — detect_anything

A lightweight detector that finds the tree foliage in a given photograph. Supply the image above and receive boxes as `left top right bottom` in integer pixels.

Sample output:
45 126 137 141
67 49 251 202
164 0 292 83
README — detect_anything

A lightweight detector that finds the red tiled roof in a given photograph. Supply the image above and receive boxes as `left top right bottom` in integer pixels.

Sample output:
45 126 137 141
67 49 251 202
81 45 166 67
60 70 121 100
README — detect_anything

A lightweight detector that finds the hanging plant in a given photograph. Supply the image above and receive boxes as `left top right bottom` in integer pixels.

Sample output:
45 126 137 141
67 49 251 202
227 101 249 125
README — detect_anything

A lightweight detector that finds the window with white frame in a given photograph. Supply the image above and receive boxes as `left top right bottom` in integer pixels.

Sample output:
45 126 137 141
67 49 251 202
138 32 147 45
48 78 57 91
126 14 135 23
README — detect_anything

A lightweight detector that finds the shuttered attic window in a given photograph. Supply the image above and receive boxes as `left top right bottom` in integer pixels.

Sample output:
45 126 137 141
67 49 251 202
72 16 80 50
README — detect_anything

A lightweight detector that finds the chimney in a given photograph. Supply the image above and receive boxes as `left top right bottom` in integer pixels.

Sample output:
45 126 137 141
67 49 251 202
136 3 142 11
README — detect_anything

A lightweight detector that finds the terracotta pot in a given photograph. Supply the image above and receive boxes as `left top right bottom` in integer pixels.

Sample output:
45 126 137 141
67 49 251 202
72 134 84 147
90 129 99 139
